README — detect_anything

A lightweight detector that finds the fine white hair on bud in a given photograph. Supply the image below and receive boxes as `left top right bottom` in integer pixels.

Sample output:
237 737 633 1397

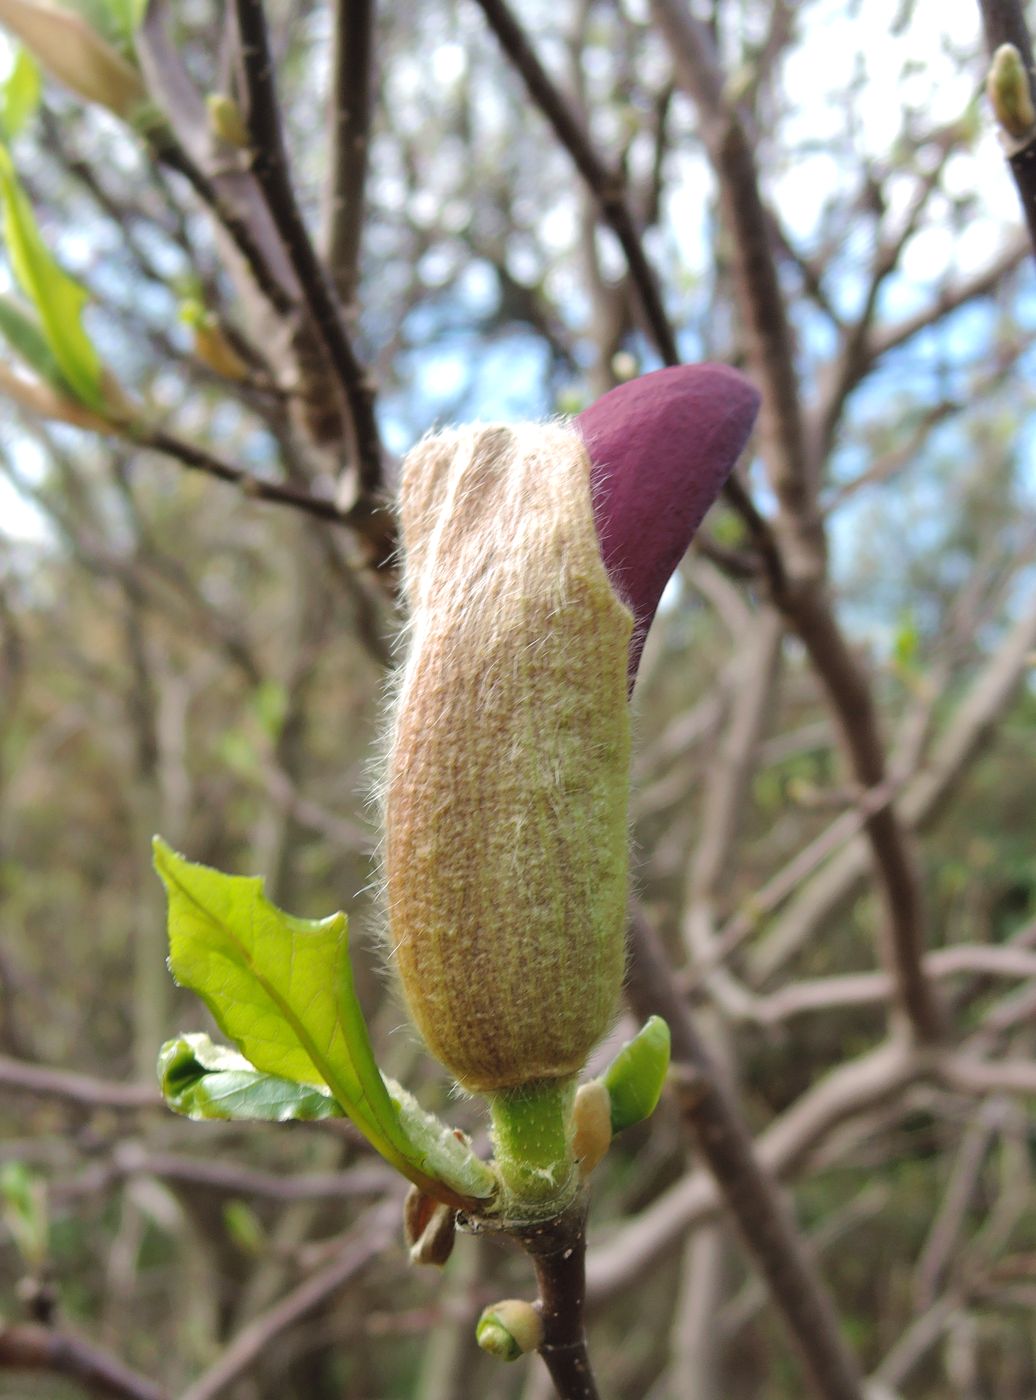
385 422 633 1093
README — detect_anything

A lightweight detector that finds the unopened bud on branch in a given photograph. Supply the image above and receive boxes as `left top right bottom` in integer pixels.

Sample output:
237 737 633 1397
988 44 1036 145
477 1299 543 1361
385 367 760 1098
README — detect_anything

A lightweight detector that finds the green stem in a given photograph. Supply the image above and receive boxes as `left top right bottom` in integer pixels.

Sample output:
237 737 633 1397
487 1077 578 1219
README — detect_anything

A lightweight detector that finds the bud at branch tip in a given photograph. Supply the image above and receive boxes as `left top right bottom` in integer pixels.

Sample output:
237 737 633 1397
988 44 1036 145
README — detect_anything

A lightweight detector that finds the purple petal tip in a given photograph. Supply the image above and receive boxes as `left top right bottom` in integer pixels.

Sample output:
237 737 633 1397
576 364 760 682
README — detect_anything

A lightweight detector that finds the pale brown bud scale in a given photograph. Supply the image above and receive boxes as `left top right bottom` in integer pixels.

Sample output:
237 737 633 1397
572 1079 612 1177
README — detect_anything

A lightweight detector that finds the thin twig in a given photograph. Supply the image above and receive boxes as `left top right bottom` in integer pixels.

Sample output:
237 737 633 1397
56 1147 397 1206
0 1054 159 1110
913 1102 1001 1308
704 774 906 980
143 428 349 524
137 1 299 318
809 126 963 469
471 0 677 364
648 0 811 538
0 1323 165 1400
322 0 376 307
230 0 384 492
866 235 1030 363
140 426 396 573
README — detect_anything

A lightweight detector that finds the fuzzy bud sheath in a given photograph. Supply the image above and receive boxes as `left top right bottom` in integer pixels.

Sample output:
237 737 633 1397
385 366 760 1101
387 423 632 1092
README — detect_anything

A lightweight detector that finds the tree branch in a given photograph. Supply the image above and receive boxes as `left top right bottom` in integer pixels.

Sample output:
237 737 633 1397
786 591 943 1042
136 3 298 319
471 0 677 365
646 0 941 1045
624 908 865 1400
808 127 963 468
750 591 1036 981
143 429 350 525
468 0 779 569
693 943 1036 1027
322 0 376 307
514 1202 599 1400
0 1323 165 1400
56 1146 397 1206
0 1055 159 1110
230 0 385 493
587 1037 922 1305
648 0 813 563
978 0 1036 262
699 774 906 981
866 235 1030 364
942 1054 1036 1096
134 428 396 572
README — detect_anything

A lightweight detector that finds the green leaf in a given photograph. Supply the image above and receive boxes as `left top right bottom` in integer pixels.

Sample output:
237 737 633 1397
0 47 40 138
0 1161 47 1269
158 1033 340 1123
893 610 920 673
602 1015 671 1133
216 729 259 777
0 143 104 410
0 292 62 386
153 840 496 1205
154 840 405 1153
250 679 287 741
223 1200 265 1255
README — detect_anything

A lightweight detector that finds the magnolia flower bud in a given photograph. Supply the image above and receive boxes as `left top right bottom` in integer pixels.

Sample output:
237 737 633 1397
385 367 759 1095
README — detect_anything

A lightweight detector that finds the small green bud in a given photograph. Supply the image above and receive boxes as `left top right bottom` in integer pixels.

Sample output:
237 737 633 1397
602 1015 671 1133
179 299 250 381
987 44 1036 143
476 1299 543 1361
206 92 251 149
